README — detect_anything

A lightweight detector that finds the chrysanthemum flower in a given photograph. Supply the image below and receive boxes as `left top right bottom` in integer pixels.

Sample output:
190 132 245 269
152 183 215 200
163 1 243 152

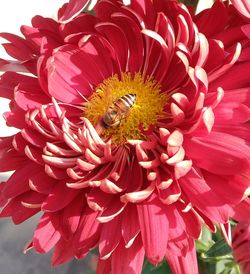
1 0 250 273
232 219 250 274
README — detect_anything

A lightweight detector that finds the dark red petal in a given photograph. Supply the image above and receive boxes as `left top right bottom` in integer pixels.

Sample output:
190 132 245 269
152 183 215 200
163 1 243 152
21 24 61 52
121 204 140 247
60 194 84 240
0 32 38 60
2 163 41 198
97 198 126 223
232 199 250 221
0 192 41 224
111 13 144 73
180 168 232 223
231 0 250 19
73 207 101 251
178 208 202 239
99 215 122 259
97 258 111 274
60 13 98 39
0 136 27 172
4 103 27 129
21 128 47 148
94 0 120 21
205 39 225 72
95 22 128 72
78 35 115 79
194 1 228 37
52 238 75 266
41 183 79 212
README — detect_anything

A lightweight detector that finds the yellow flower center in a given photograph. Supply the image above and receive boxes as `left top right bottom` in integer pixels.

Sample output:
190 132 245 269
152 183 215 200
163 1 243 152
85 72 167 144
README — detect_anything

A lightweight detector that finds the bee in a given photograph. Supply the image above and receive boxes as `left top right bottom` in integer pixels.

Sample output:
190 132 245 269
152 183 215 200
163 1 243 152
101 93 136 128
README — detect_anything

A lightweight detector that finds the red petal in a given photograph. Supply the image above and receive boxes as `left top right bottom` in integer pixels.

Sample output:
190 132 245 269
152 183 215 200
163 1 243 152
0 32 37 60
61 13 98 40
194 1 228 37
33 213 61 253
14 84 49 111
232 199 250 221
178 209 202 240
137 193 169 265
99 215 122 259
21 128 47 148
95 22 128 72
204 172 250 205
58 0 90 23
121 204 140 248
0 192 41 224
111 236 145 274
97 258 111 274
3 163 41 198
166 239 198 274
97 198 126 223
184 132 250 175
111 14 144 73
73 207 100 251
42 183 78 212
0 136 27 172
164 204 190 257
60 195 84 239
231 0 250 18
180 168 232 223
46 45 98 103
0 72 37 99
52 238 74 266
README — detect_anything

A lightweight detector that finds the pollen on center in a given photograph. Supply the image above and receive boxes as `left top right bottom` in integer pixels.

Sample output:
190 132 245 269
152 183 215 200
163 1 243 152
84 72 167 144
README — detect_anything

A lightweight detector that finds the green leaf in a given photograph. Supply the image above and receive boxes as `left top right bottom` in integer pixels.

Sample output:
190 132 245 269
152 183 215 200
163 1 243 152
143 260 172 274
203 239 232 259
196 225 214 253
178 0 199 8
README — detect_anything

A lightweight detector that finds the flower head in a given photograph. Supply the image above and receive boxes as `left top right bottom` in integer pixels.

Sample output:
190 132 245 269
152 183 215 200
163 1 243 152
1 0 250 273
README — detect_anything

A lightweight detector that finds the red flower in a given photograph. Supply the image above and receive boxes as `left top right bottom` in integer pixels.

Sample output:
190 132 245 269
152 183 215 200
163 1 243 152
1 0 250 273
232 219 250 274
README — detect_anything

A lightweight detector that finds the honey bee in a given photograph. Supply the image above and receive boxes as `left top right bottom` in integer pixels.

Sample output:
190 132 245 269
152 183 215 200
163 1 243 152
101 93 136 128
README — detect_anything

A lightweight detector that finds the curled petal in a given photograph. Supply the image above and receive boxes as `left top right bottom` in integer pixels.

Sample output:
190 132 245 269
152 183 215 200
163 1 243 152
97 200 126 223
120 182 155 203
174 160 192 179
58 0 91 23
